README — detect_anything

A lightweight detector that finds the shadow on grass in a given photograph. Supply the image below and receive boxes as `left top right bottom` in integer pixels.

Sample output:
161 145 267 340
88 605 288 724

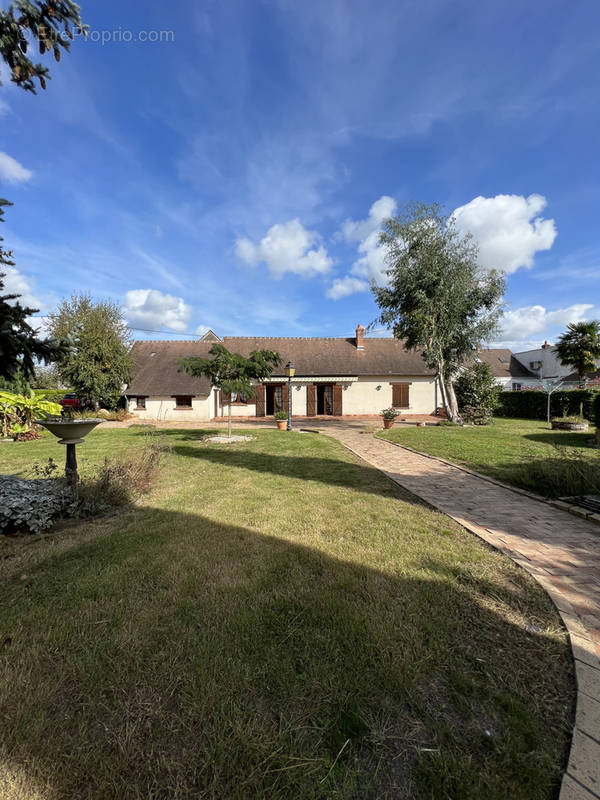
0 507 574 800
523 431 597 449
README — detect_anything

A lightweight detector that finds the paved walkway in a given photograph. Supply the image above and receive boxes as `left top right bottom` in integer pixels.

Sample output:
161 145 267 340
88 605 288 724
319 426 600 800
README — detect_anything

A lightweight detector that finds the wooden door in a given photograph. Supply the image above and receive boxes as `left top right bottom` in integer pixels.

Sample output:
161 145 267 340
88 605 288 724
332 384 343 416
255 384 265 417
306 384 316 416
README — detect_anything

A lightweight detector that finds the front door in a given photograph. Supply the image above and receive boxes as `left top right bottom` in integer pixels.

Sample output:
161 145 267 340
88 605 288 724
266 384 284 415
316 384 334 415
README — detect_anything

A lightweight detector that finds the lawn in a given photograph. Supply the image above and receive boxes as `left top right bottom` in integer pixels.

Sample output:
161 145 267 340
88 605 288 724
0 427 574 799
380 417 600 498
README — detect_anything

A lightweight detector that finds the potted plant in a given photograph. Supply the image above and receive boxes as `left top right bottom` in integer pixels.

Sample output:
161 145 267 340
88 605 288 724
380 407 399 429
274 410 288 430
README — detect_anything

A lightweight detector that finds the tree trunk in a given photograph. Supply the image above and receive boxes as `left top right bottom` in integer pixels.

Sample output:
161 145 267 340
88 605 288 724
444 378 462 423
228 403 232 438
437 357 462 423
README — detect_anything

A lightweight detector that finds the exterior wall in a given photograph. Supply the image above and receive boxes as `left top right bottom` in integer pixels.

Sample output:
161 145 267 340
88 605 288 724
128 394 212 421
513 347 568 380
341 376 436 415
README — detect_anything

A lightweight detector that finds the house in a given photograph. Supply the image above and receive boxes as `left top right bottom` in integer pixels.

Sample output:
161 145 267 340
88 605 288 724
125 325 530 421
513 341 600 387
475 349 536 391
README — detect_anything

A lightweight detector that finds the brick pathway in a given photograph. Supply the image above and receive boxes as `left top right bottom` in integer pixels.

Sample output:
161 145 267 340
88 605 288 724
319 425 600 800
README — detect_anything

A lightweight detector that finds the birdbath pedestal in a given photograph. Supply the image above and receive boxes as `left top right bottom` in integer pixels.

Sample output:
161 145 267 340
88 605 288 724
35 418 104 487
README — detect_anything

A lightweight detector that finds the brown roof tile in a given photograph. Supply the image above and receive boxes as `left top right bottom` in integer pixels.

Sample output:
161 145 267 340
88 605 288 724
223 336 436 376
475 349 535 378
126 341 213 396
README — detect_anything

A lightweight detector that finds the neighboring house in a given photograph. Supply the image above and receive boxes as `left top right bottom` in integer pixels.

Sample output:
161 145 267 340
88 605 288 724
125 325 532 421
475 349 537 391
513 342 600 387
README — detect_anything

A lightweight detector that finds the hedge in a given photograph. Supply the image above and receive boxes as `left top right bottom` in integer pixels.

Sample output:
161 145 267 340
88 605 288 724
496 389 600 422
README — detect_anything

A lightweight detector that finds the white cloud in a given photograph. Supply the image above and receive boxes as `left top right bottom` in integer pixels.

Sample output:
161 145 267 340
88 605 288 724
328 195 397 299
124 289 193 333
1 266 42 309
0 151 33 184
451 194 557 273
326 276 370 299
235 219 332 278
498 303 594 342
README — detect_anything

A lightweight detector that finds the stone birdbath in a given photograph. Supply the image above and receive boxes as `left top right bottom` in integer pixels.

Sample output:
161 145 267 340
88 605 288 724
35 416 103 487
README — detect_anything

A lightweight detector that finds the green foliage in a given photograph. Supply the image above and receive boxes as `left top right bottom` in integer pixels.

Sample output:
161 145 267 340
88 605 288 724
273 410 288 420
32 363 64 389
372 202 506 422
595 394 600 429
555 320 600 380
47 294 132 409
0 389 61 438
380 406 400 420
0 475 69 534
550 416 586 424
179 342 282 436
455 362 501 425
0 0 87 93
32 388 68 402
496 389 599 421
509 446 600 499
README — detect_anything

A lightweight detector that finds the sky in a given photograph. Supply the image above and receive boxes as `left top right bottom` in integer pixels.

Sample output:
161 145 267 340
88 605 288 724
1 0 599 351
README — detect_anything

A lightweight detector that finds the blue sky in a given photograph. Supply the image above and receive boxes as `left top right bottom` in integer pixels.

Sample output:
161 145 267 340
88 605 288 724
1 0 599 349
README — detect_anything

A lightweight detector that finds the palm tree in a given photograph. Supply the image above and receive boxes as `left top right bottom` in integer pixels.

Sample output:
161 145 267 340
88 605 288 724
555 321 600 383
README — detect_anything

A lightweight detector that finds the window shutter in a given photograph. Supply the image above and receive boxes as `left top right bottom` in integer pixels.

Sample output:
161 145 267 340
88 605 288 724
220 390 231 406
306 384 316 416
392 383 410 408
255 385 265 416
333 384 343 416
282 382 289 411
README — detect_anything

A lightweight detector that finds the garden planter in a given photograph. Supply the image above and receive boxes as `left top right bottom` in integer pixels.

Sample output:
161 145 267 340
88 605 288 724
551 420 589 432
383 419 395 429
276 420 287 430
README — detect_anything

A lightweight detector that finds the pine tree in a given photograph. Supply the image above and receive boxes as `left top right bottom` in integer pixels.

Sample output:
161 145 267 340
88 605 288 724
0 1 87 93
0 201 68 383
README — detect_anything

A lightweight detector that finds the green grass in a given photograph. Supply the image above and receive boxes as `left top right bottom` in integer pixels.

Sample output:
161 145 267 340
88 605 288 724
380 417 600 497
0 427 574 799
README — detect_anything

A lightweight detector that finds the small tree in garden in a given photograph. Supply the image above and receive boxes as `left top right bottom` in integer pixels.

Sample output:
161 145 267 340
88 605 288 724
372 202 505 423
454 361 500 425
179 344 281 438
555 321 600 383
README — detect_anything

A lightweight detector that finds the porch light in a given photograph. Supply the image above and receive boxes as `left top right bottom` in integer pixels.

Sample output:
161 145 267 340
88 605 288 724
285 362 295 377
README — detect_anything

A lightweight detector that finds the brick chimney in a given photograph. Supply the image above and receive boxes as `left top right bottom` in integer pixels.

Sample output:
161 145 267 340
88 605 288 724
541 340 551 349
355 323 365 350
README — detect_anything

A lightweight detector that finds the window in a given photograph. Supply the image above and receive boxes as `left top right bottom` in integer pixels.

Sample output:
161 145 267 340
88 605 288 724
174 395 193 408
135 396 146 410
231 392 248 404
391 382 410 408
512 383 522 392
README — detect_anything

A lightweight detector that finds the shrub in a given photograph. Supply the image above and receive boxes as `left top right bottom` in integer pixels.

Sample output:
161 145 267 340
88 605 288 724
32 389 70 403
68 436 168 518
273 410 288 421
496 389 600 421
550 416 586 424
380 407 400 420
0 476 70 534
461 404 493 425
455 362 500 425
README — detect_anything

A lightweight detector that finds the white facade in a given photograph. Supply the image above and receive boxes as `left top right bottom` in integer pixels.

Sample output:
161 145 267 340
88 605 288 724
129 376 438 420
513 346 567 381
128 393 214 421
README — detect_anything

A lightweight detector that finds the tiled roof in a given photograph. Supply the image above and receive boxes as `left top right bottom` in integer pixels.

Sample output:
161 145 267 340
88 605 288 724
222 336 436 376
126 341 213 396
475 349 536 378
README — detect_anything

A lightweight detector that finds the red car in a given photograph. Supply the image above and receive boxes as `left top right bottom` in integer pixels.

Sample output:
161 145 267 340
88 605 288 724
59 393 82 410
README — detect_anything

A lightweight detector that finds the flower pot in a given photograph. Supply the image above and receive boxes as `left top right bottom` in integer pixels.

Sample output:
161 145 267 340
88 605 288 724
276 420 287 430
383 418 395 429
